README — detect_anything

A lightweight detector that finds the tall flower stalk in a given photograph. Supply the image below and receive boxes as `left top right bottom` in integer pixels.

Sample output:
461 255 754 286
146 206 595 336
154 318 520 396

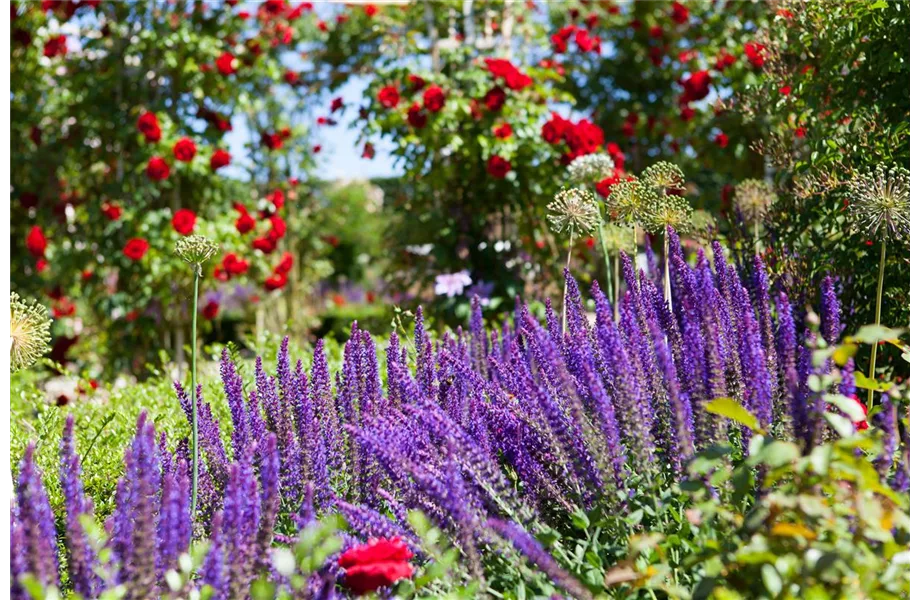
641 163 690 311
547 188 598 333
10 292 52 372
848 165 908 407
733 179 776 253
608 179 657 283
175 235 218 514
566 155 617 304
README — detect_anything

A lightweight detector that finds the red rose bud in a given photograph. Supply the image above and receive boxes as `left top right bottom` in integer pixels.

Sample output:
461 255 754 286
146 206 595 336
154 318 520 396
202 300 220 320
253 236 276 253
377 85 400 109
101 201 122 221
216 51 237 75
136 111 162 142
26 225 47 258
275 251 294 274
264 272 287 291
422 85 446 112
486 155 512 179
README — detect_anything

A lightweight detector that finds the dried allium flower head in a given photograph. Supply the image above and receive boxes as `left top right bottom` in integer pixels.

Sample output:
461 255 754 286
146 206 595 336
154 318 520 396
646 193 692 233
848 165 909 242
734 179 777 224
566 154 614 186
603 223 636 253
175 235 219 275
689 209 717 237
641 162 685 194
547 188 599 235
10 292 52 372
607 180 657 227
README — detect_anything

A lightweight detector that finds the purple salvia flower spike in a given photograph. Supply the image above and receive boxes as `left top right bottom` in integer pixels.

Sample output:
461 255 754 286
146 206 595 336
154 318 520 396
15 443 60 590
220 348 251 462
820 275 841 344
60 416 99 597
415 306 435 398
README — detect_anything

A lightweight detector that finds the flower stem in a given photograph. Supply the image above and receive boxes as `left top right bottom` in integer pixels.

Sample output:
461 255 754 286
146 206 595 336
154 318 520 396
190 271 200 517
562 228 574 335
595 198 614 303
633 224 640 282
663 233 672 312
614 252 620 321
867 239 886 408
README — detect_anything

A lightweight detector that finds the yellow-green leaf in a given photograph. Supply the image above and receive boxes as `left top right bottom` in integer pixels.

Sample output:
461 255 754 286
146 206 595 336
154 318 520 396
705 398 764 434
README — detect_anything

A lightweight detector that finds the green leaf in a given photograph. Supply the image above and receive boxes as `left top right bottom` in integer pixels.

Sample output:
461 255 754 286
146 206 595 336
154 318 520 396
705 398 764 434
847 325 904 345
571 508 590 530
854 371 893 392
824 412 855 437
762 564 783 597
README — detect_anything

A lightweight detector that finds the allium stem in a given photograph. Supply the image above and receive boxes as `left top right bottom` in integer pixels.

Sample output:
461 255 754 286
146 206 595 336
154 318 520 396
868 239 886 408
562 228 574 335
754 221 760 254
614 252 620 322
190 271 200 517
663 233 672 312
594 197 614 304
633 225 640 281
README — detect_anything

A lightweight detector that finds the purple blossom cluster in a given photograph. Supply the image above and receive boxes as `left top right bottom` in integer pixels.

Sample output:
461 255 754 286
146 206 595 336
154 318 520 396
10 229 910 597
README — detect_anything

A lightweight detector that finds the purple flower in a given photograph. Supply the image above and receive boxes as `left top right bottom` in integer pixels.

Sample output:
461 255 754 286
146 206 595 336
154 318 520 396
14 444 59 590
60 415 99 597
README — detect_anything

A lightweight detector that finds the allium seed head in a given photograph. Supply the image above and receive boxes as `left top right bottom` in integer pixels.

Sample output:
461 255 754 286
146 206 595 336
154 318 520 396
646 193 693 233
847 165 909 242
689 209 717 237
733 179 777 224
547 188 599 235
607 180 657 227
10 292 52 372
641 162 685 194
566 154 614 186
175 235 219 275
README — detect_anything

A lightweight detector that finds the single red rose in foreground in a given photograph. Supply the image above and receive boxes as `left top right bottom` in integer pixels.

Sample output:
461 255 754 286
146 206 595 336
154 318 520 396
173 138 197 162
339 537 414 596
26 226 47 258
172 208 196 235
123 238 149 261
146 156 170 181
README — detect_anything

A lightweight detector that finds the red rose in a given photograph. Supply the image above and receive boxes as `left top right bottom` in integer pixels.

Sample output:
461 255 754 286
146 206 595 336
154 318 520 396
542 112 572 145
43 35 67 58
671 2 689 24
173 137 197 162
26 226 47 258
268 189 285 209
262 132 284 150
364 4 378 17
680 70 711 103
575 29 600 53
264 272 287 291
483 86 506 112
493 123 512 139
795 126 806 138
52 298 76 318
36 259 49 273
330 96 344 112
606 142 625 169
216 51 237 75
680 106 695 122
563 118 604 160
136 112 162 143
235 211 255 234
253 236 276 253
275 251 294 274
596 173 623 198
210 149 231 171
172 208 196 235
123 238 149 261
713 49 736 71
483 58 532 90
486 155 512 179
284 70 299 84
202 301 220 320
268 215 286 239
102 201 122 221
779 84 791 96
146 156 170 181
377 85 400 109
222 252 249 276
407 103 427 128
362 142 376 159
407 74 426 92
339 537 414 596
714 132 729 148
744 42 766 69
422 85 445 112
